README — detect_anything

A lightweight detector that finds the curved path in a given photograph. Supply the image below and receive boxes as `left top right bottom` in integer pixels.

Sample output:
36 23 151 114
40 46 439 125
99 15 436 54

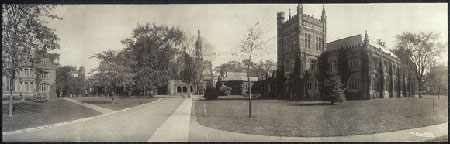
3 97 185 142
3 95 447 142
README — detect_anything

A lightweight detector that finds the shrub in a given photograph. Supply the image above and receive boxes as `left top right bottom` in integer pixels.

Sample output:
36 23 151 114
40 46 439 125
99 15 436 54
219 86 232 96
204 87 219 100
27 93 48 103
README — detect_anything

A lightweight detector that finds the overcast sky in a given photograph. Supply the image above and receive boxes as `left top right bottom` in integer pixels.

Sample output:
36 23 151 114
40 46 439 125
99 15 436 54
46 3 448 76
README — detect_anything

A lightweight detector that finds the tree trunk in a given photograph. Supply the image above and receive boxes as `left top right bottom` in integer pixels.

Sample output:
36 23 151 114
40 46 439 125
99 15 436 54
248 65 252 118
418 79 423 98
9 77 14 117
187 82 191 98
142 86 145 104
112 87 116 104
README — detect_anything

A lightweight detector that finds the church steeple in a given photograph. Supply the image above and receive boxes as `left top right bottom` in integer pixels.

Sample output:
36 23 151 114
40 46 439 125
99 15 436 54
195 29 202 58
321 5 326 22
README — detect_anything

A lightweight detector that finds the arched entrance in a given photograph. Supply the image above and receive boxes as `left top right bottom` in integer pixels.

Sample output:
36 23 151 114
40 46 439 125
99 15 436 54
183 86 187 93
177 86 182 93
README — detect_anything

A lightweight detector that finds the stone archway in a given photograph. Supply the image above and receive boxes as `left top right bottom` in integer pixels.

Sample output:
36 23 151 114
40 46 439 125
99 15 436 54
183 86 187 93
177 86 182 93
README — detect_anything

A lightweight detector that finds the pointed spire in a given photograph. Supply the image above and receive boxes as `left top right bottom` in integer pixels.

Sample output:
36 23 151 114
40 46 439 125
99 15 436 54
364 30 369 45
321 5 326 21
289 8 291 19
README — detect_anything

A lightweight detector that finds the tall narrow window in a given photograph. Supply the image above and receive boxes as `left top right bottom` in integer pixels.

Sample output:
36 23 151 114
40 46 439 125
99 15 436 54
371 80 377 90
348 77 358 91
308 34 311 49
310 59 316 71
305 33 308 49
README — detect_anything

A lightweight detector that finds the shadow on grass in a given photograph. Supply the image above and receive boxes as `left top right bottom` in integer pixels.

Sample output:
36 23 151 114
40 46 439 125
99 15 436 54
82 101 112 104
2 102 43 114
214 97 275 101
287 102 332 106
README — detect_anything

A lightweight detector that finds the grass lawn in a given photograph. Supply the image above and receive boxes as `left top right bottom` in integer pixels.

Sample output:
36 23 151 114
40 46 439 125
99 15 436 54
2 99 101 132
194 95 448 137
72 96 159 111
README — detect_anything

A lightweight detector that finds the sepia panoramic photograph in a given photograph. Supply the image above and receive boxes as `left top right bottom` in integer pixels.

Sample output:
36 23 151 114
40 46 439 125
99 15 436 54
2 2 448 142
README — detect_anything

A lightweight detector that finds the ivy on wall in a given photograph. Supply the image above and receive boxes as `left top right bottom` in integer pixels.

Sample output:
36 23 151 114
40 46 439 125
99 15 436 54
337 48 351 90
378 60 384 98
389 64 394 98
360 52 370 100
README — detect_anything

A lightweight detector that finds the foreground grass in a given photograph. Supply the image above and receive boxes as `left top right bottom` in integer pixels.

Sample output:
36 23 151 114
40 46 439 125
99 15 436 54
195 95 448 137
2 99 101 132
72 96 159 111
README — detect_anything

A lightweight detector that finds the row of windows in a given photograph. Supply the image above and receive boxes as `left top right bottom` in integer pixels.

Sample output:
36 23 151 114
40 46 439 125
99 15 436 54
19 81 35 92
40 73 49 79
39 83 50 92
18 68 35 77
3 80 49 92
307 82 319 91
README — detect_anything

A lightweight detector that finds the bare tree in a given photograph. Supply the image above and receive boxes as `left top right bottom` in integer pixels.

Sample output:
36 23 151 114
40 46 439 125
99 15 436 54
395 32 446 98
238 22 271 118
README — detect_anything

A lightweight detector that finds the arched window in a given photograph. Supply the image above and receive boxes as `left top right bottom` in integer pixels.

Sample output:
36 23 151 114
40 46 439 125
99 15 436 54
348 76 358 91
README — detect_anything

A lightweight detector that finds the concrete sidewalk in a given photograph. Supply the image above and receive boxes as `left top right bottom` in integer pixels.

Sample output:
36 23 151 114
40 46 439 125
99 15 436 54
3 98 185 142
63 98 115 114
148 98 193 142
188 98 448 142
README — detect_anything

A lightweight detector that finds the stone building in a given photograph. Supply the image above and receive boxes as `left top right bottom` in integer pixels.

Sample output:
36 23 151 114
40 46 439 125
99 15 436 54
275 4 327 99
258 4 410 100
323 32 409 100
2 54 57 100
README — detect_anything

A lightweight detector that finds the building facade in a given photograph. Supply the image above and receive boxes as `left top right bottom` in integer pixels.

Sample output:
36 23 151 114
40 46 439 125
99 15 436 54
265 4 410 100
2 55 57 100
275 4 327 99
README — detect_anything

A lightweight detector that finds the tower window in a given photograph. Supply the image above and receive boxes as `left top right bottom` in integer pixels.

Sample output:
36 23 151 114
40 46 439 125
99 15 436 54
310 59 317 71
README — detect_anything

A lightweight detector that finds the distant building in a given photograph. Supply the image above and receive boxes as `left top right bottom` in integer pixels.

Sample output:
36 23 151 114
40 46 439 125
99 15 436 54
2 54 57 100
217 72 258 95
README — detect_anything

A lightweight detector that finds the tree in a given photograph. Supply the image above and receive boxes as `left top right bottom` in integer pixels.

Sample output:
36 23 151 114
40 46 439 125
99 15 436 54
2 5 61 117
91 50 134 104
395 32 446 98
56 66 77 97
238 22 271 118
216 60 245 75
121 23 184 98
